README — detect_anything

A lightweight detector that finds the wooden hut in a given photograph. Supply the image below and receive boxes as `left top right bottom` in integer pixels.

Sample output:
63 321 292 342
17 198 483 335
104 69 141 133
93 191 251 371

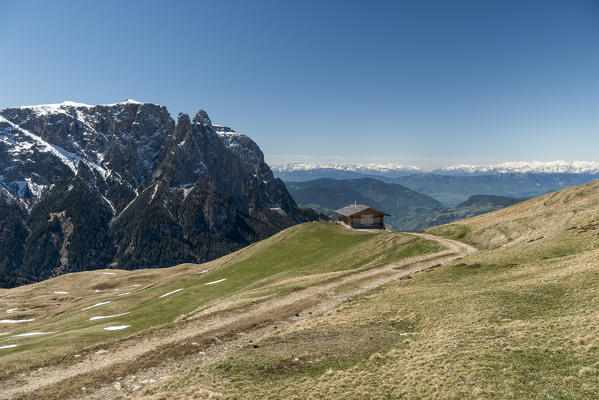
335 202 390 229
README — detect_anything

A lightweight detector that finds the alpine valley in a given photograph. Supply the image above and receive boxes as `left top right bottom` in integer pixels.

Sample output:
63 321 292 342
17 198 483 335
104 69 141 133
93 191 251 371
0 101 320 288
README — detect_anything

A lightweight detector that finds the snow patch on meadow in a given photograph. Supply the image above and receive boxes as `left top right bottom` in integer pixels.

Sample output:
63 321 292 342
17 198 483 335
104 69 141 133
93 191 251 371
13 331 58 337
159 288 183 298
0 319 35 324
104 325 130 331
90 312 130 321
82 301 110 311
205 279 226 285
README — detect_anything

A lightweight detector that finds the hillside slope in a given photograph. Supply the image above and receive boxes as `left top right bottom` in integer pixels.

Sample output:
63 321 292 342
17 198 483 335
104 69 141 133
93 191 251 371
133 180 599 399
426 179 599 251
0 222 455 399
403 194 526 231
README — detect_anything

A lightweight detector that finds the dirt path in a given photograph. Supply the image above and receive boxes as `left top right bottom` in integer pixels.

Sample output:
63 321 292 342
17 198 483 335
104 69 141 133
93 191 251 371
1 233 475 400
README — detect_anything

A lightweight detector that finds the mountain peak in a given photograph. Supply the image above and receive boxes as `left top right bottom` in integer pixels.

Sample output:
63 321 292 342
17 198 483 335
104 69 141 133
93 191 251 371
175 113 192 139
193 109 212 126
176 112 191 125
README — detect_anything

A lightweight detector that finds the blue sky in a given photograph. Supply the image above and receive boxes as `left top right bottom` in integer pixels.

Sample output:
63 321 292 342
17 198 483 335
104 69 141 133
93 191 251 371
0 0 598 168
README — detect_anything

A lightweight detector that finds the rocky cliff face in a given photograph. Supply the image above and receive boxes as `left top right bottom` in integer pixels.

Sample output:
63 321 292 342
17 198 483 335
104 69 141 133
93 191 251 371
0 100 320 287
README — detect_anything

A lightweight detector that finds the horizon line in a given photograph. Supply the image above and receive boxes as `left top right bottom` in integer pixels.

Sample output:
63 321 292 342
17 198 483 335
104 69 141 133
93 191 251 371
266 159 599 172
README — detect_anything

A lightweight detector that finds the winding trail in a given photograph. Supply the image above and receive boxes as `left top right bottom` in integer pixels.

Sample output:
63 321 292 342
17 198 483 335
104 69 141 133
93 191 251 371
1 233 475 400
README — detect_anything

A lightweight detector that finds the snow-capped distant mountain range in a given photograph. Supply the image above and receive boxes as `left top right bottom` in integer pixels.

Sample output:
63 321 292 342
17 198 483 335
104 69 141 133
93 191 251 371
271 163 421 181
273 162 421 174
272 160 599 180
437 161 599 176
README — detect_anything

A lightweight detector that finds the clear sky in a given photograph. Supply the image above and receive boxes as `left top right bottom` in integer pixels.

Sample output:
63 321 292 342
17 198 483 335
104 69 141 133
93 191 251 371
1 0 598 168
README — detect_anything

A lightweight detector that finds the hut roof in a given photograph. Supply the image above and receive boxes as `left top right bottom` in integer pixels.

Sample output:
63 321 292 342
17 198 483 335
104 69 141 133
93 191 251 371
335 203 390 217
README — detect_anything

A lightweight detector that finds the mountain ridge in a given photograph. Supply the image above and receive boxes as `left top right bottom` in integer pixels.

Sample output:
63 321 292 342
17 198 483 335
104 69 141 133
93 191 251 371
0 100 320 287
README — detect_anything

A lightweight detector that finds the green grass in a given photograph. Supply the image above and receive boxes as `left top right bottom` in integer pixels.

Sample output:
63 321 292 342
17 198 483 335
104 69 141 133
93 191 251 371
0 222 439 377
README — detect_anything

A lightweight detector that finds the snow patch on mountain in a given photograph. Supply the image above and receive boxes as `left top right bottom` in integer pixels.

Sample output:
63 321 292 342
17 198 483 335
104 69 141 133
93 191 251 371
214 125 263 165
101 195 116 215
103 99 144 106
215 126 242 151
15 99 147 115
0 115 80 173
24 178 45 198
180 183 194 199
16 101 94 116
149 183 159 202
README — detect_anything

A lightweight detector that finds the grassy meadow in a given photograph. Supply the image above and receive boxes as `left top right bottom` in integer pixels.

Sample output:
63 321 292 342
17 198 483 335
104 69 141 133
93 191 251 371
135 180 599 399
0 222 438 378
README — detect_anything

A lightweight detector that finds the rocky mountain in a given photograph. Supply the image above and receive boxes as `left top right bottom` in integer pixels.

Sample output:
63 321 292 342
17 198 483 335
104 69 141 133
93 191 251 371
0 100 320 288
